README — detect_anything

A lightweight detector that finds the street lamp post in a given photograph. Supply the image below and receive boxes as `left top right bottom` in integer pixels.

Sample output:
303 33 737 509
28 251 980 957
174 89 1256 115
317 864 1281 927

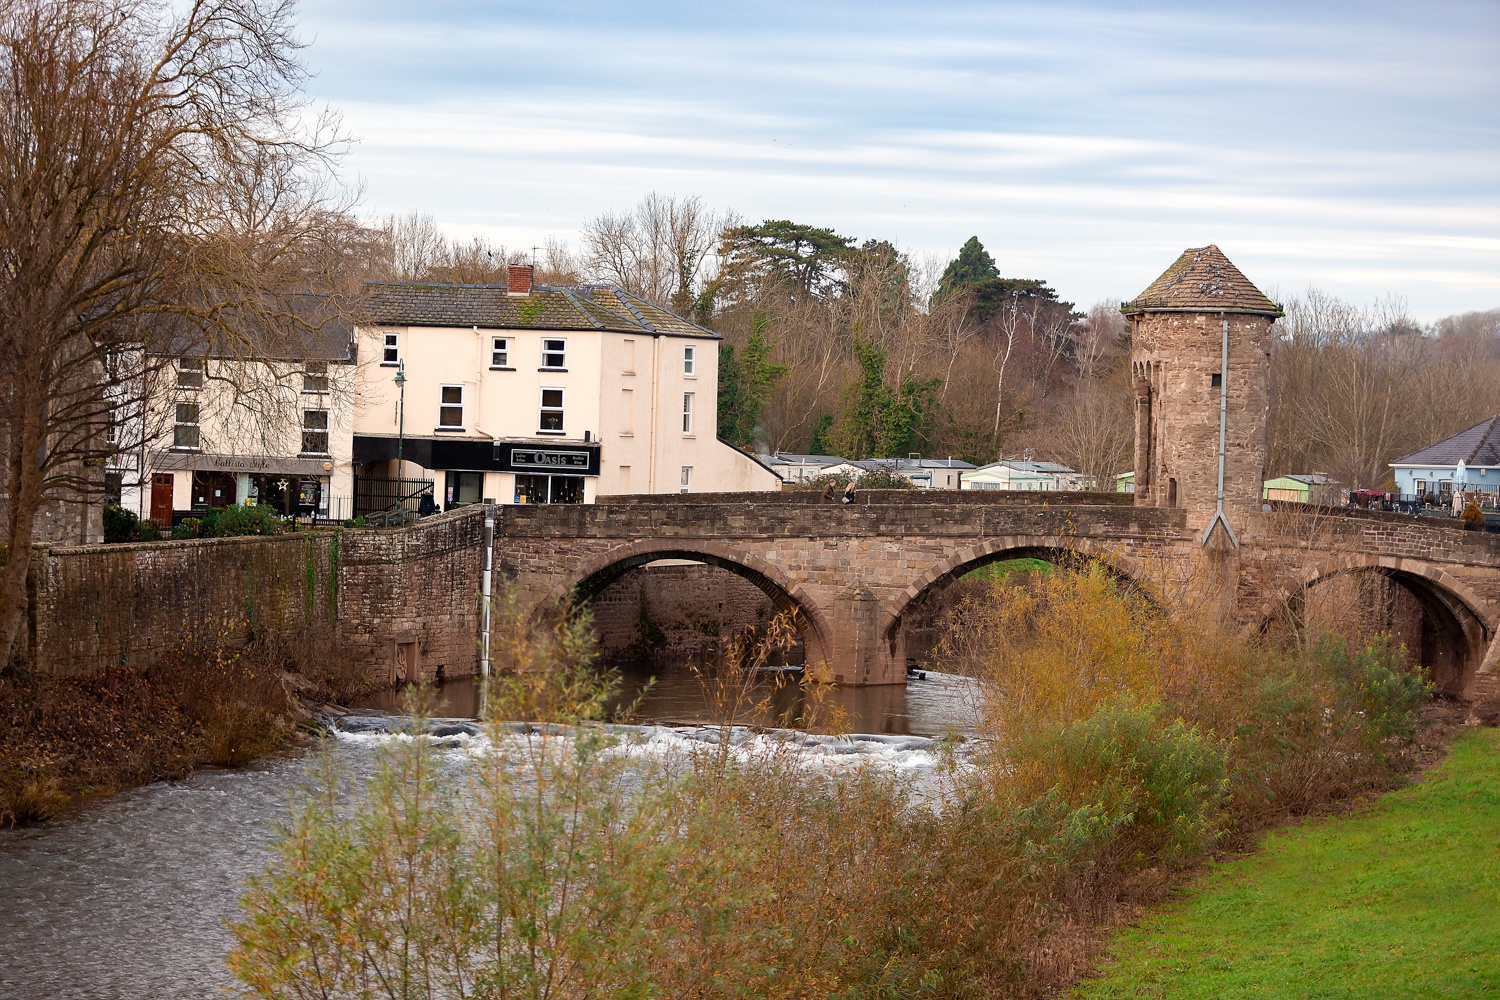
393 360 407 491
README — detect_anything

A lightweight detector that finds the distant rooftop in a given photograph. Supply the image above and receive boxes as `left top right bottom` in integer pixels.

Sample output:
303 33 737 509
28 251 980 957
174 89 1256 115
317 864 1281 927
1121 245 1281 317
1392 417 1500 468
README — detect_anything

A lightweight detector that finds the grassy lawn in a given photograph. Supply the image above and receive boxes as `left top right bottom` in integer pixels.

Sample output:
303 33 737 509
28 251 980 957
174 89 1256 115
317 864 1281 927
1075 727 1500 1000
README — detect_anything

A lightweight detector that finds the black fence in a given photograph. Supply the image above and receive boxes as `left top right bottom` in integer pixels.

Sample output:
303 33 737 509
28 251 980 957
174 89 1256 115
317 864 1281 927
354 475 435 518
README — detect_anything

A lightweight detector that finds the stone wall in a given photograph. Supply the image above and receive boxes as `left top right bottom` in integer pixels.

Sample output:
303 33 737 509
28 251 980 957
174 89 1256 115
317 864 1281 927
589 562 784 659
22 508 485 682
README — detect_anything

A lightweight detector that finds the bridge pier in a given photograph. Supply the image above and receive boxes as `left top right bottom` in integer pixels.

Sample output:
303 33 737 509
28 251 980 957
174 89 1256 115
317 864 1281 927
826 585 905 686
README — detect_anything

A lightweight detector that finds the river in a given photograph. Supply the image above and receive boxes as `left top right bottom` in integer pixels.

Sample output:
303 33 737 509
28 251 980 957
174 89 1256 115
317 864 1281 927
0 665 978 999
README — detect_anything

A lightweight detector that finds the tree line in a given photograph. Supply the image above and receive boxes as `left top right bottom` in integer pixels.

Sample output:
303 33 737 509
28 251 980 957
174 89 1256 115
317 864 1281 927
377 193 1500 494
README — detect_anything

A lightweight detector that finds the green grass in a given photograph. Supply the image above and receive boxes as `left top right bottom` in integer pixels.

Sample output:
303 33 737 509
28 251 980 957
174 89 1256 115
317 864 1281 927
962 557 1054 582
1076 728 1500 1000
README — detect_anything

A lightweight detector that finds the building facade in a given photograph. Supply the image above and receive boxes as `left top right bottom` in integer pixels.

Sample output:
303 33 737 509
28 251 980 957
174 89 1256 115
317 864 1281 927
131 327 357 526
1391 416 1500 500
352 267 779 512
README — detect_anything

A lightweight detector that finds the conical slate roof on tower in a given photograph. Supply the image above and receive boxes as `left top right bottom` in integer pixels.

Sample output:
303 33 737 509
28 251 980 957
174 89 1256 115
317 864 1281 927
1121 245 1281 316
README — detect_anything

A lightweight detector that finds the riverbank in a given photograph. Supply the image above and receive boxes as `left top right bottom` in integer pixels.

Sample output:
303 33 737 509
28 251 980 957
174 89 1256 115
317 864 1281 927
1073 719 1500 999
0 626 366 826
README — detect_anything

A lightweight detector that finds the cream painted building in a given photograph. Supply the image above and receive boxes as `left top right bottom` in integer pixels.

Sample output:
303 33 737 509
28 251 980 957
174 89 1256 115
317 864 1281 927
136 324 357 526
352 267 779 512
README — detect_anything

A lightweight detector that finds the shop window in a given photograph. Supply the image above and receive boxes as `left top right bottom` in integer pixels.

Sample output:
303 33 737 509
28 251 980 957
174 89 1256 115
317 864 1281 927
303 361 329 393
541 338 566 370
191 471 237 509
301 409 330 454
682 392 694 434
514 474 583 505
491 337 511 369
680 466 692 493
539 388 564 433
173 402 200 449
177 357 203 389
439 385 464 429
683 344 696 377
383 332 400 365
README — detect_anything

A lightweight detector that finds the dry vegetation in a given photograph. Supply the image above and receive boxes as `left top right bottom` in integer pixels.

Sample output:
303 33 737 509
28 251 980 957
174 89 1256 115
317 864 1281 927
0 622 368 826
229 575 1432 998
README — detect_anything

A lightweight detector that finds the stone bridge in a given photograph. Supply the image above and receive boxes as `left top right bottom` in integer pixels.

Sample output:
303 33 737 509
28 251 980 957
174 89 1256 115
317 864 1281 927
494 492 1500 699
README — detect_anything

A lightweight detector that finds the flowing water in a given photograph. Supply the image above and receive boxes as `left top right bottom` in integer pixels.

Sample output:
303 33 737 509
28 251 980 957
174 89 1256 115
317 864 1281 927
0 664 977 999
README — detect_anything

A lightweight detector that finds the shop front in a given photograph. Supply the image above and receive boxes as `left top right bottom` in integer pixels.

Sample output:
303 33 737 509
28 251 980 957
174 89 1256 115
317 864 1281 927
150 452 337 521
353 436 601 509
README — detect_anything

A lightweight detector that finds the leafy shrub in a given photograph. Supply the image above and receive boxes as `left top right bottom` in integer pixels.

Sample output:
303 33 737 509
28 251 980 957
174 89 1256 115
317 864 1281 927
136 519 161 541
102 504 140 543
1462 500 1484 530
1009 702 1229 868
171 504 282 539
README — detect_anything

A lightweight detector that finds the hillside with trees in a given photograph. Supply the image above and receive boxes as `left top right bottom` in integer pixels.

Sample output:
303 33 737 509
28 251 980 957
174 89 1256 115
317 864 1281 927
374 194 1500 490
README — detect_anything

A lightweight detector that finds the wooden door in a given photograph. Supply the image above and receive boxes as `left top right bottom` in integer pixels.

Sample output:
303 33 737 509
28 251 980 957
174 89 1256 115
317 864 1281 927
150 473 174 526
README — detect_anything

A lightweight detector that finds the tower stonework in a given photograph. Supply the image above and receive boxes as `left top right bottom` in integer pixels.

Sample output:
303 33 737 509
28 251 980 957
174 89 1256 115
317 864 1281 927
1123 246 1280 541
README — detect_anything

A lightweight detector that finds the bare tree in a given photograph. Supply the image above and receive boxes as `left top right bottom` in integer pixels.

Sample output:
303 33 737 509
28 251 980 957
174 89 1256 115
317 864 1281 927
0 0 356 665
581 192 725 313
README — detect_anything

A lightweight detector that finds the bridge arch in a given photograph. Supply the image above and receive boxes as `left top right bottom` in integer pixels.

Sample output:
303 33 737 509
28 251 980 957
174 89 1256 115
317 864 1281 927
1257 555 1495 697
880 535 1153 653
536 539 835 668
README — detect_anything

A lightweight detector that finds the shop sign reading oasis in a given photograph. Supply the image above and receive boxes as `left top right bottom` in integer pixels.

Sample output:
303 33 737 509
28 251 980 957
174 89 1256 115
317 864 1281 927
510 448 591 471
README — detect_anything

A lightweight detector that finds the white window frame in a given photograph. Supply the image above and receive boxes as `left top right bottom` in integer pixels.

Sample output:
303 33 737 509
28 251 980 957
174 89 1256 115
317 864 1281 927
301 408 330 455
302 360 329 393
177 357 203 389
173 401 200 450
541 338 567 371
539 387 565 435
679 466 692 493
382 332 400 365
491 336 511 369
438 384 465 430
683 344 696 377
682 391 694 435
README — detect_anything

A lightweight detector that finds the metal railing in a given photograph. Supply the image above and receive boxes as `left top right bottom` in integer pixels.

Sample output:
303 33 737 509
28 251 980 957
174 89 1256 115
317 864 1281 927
354 475 435 518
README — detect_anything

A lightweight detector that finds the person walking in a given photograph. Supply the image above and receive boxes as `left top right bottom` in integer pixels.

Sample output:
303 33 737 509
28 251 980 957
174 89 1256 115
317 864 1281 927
842 481 856 505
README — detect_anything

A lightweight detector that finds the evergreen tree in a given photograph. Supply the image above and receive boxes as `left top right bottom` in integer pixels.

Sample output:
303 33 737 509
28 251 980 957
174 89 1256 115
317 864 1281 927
716 316 787 448
936 236 999 299
836 339 942 458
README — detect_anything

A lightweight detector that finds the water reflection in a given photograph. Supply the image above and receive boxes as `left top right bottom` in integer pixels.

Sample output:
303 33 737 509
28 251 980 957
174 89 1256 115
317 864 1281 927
355 661 979 738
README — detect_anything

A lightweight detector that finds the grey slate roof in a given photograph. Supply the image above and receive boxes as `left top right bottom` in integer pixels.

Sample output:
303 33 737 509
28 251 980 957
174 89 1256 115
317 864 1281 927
1122 245 1281 317
360 282 720 338
1392 417 1500 468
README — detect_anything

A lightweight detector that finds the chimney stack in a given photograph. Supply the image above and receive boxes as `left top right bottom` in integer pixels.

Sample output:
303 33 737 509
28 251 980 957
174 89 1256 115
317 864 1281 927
507 264 534 296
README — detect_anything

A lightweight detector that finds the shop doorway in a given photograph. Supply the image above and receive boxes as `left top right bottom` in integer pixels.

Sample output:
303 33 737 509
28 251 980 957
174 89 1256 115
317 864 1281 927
444 470 484 510
191 471 237 509
150 473 174 525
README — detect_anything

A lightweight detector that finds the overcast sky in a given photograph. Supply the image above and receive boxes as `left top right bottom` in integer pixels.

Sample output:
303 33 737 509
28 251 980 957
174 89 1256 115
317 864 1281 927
298 0 1499 320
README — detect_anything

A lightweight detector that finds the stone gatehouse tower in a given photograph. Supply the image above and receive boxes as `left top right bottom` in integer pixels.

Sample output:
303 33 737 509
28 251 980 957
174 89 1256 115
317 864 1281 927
1124 246 1281 543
